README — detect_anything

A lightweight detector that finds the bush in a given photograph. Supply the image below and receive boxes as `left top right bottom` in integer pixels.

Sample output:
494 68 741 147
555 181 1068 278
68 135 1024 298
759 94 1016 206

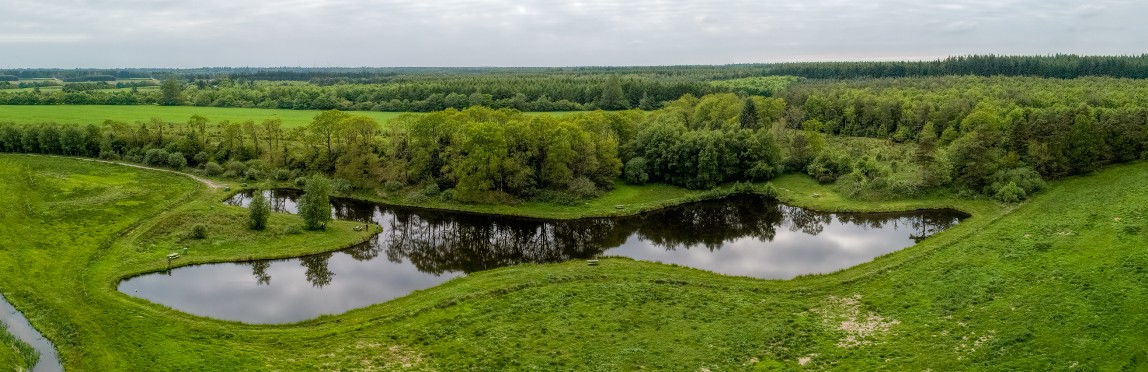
167 152 187 170
143 148 169 166
807 151 851 184
224 161 247 176
993 181 1026 203
189 224 207 239
332 178 354 194
203 161 224 176
439 188 456 201
243 168 264 181
533 190 582 206
294 177 309 187
422 183 440 196
272 168 292 181
985 167 1046 200
384 180 404 192
193 151 210 166
248 191 270 230
623 157 649 185
568 177 601 199
98 150 120 161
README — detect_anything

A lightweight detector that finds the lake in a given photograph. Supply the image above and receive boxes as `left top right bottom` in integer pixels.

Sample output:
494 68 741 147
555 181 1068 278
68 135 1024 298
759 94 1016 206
118 190 965 324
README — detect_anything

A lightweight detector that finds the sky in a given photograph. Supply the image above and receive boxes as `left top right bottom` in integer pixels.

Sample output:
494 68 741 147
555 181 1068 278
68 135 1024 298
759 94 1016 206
1 0 1145 68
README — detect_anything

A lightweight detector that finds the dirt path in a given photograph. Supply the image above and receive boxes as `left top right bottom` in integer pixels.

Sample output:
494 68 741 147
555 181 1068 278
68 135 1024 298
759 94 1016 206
43 155 225 189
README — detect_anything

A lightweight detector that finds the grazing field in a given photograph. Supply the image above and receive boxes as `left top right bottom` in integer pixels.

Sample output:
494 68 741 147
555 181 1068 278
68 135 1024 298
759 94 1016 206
0 105 583 128
1 154 1146 370
0 105 407 127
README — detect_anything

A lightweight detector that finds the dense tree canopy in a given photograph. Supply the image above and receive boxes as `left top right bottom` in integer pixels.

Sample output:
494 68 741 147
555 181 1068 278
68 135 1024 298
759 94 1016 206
3 72 1147 204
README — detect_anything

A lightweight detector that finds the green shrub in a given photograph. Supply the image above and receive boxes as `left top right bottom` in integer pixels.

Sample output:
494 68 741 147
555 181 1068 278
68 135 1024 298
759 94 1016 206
384 180 403 192
167 152 187 170
189 224 207 239
807 150 851 183
248 191 270 231
623 157 649 185
422 183 441 196
568 177 601 199
224 161 247 176
203 162 223 176
993 181 1026 203
272 168 292 181
332 178 354 194
243 168 264 181
985 167 1047 200
143 148 169 166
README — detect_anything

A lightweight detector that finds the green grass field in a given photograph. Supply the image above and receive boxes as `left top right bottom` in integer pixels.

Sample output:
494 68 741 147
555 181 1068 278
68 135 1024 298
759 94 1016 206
0 105 409 128
1 154 1146 370
0 105 586 128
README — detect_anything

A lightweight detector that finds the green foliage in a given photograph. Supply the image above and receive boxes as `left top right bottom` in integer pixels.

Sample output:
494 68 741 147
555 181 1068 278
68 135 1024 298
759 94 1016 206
0 324 37 371
710 76 802 96
166 152 187 170
247 191 270 231
298 176 332 230
159 76 183 106
203 161 223 176
739 97 760 129
992 181 1026 203
189 223 208 239
623 157 649 184
985 167 1047 200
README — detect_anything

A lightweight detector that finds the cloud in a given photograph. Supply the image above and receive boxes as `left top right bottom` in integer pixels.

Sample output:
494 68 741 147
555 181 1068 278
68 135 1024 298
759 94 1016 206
0 0 1144 67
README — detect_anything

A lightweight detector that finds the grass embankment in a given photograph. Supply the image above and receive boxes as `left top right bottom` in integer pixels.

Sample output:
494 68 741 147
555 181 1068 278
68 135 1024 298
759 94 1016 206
0 155 375 370
2 154 1146 369
342 182 777 220
0 327 36 371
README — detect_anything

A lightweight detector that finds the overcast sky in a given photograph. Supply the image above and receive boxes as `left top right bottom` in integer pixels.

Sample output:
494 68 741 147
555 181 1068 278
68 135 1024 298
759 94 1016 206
1 0 1144 68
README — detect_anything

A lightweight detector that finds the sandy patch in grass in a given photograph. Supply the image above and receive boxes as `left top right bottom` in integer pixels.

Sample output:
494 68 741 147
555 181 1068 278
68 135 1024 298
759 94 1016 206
814 294 900 348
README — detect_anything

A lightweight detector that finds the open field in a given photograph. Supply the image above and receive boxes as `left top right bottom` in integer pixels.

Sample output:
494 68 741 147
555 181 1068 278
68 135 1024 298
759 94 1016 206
0 105 409 128
0 105 585 128
1 154 1146 369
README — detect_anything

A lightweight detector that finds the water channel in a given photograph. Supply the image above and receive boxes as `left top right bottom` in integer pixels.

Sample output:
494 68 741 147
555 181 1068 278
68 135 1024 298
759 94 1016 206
1 294 62 372
119 190 966 324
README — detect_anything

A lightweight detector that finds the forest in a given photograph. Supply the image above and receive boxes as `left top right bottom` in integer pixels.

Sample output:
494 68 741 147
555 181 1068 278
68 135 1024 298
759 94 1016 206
2 74 1146 205
3 54 1147 112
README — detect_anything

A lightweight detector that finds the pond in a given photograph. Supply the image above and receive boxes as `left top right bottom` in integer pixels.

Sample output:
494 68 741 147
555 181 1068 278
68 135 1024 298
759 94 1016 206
119 190 966 324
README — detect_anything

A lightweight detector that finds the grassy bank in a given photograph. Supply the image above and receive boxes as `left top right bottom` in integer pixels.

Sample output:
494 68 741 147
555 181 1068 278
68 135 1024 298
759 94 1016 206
1 153 1146 369
0 327 37 371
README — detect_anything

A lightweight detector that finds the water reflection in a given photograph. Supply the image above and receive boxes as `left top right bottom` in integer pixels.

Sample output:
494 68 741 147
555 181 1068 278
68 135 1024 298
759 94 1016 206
118 190 965 324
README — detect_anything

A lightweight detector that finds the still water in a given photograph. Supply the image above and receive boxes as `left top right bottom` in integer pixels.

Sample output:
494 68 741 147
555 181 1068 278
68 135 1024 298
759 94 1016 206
1 294 62 372
119 190 965 324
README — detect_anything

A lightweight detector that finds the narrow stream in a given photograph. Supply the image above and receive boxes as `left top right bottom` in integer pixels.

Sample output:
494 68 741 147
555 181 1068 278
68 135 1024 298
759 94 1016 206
0 294 62 372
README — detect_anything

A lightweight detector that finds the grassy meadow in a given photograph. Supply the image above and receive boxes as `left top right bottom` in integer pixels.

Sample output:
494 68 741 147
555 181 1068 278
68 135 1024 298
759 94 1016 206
0 153 1146 370
0 105 586 128
0 105 408 128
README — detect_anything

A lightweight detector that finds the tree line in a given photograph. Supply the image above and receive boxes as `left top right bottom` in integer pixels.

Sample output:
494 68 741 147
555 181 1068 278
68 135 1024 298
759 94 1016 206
2 75 1146 204
5 55 1146 112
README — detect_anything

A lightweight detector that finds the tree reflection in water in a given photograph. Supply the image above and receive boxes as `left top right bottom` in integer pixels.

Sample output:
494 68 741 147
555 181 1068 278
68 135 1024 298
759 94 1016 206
229 191 965 287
